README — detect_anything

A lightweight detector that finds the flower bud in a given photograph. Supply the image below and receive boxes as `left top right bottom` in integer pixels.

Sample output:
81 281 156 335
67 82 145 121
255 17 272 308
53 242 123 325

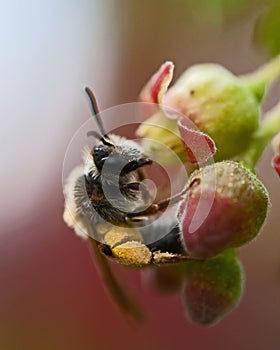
272 132 280 176
179 161 269 259
272 155 280 177
165 64 260 160
183 249 243 326
137 111 187 164
137 113 216 165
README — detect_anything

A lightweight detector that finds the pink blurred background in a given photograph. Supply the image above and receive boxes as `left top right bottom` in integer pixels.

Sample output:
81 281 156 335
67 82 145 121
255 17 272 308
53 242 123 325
1 1 280 349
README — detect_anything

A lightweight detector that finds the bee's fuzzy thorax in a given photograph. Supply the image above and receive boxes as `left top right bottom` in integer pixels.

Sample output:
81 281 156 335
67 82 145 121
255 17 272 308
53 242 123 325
83 145 97 177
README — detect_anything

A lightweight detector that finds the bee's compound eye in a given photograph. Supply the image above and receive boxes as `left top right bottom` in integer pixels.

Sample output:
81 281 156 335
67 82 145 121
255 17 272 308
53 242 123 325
93 145 113 170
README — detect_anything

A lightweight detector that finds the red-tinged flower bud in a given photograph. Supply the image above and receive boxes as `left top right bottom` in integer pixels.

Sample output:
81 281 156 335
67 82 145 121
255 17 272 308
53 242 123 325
272 155 280 177
178 161 269 259
137 61 267 163
182 249 243 326
165 64 260 160
272 132 280 176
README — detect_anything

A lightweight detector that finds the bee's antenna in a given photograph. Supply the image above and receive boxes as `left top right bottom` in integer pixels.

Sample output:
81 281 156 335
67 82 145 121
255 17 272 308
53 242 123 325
84 87 108 138
87 130 114 147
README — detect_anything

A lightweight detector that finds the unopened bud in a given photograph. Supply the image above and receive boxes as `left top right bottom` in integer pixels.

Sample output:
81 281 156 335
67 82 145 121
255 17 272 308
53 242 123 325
179 161 269 259
183 249 243 326
165 64 260 160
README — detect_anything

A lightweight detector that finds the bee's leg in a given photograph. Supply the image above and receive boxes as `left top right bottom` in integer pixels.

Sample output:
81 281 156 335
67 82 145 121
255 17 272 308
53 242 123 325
83 217 144 323
136 169 145 181
126 184 190 219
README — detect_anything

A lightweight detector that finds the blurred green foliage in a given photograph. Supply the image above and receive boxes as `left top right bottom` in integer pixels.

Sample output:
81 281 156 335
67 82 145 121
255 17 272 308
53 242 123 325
186 0 280 56
186 0 260 22
255 0 280 56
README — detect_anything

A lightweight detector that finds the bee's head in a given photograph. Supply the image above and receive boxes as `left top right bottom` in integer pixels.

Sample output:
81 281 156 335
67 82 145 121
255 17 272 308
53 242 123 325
92 135 152 177
84 87 152 179
91 140 114 172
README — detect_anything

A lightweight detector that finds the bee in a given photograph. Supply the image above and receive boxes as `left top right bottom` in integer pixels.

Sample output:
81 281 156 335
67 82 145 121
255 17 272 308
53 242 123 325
63 87 194 320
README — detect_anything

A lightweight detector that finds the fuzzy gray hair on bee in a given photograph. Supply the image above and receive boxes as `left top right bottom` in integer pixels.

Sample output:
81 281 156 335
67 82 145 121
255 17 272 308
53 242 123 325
63 87 194 320
74 89 156 230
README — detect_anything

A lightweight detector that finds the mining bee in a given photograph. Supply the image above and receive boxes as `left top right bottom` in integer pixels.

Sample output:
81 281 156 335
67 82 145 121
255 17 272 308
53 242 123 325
63 88 194 320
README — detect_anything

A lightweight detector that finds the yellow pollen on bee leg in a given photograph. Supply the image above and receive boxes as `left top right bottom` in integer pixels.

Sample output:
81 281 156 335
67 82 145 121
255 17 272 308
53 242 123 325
153 251 177 264
104 228 143 247
112 241 152 266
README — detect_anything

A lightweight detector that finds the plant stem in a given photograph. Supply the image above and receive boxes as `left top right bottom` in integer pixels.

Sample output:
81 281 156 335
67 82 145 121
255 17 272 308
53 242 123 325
240 54 280 102
242 101 280 167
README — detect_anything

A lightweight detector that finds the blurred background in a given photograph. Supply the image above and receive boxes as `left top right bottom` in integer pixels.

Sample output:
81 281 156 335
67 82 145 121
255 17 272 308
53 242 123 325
1 1 280 349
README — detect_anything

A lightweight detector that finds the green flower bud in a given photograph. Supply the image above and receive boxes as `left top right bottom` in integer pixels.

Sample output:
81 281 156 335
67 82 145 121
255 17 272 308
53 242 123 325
165 64 260 160
182 249 244 326
137 112 187 164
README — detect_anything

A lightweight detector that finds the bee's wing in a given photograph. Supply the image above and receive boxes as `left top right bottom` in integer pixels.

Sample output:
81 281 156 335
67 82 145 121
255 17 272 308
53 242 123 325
63 166 143 322
83 218 144 323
